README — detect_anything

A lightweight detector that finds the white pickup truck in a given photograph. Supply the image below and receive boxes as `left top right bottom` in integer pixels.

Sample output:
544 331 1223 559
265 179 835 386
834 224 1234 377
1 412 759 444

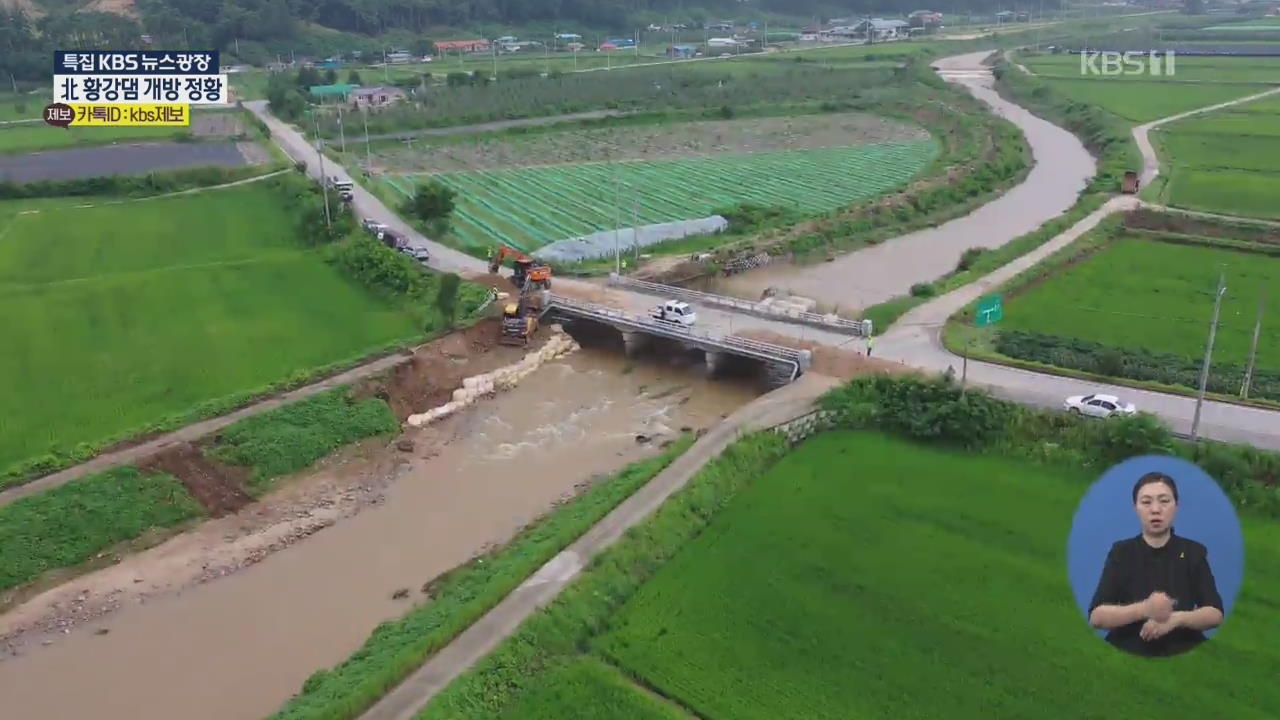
650 300 697 328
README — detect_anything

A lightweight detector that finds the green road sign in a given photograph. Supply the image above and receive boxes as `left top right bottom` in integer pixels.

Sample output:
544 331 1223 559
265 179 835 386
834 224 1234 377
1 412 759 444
976 294 1003 327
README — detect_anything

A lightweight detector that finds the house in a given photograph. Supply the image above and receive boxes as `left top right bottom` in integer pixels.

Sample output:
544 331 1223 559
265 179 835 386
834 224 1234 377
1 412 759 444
351 86 407 110
667 44 698 58
385 50 413 64
850 18 912 40
909 10 944 25
309 83 358 101
434 39 491 55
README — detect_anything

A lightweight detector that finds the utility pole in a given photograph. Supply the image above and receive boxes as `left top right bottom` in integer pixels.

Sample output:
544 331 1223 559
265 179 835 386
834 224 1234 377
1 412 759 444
1241 292 1265 399
492 43 498 79
632 195 640 262
363 108 371 171
1190 269 1227 441
613 167 622 274
337 104 346 153
310 111 332 231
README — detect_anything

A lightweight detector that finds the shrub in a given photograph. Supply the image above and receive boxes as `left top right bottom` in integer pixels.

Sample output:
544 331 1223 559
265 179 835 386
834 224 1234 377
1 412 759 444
910 282 937 298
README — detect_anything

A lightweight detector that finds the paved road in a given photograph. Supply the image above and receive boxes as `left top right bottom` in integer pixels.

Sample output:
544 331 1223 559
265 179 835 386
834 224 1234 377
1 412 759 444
358 372 841 720
244 99 853 352
877 63 1280 449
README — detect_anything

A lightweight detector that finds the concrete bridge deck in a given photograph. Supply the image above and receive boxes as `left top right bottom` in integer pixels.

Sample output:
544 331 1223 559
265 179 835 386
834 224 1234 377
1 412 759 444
542 293 812 385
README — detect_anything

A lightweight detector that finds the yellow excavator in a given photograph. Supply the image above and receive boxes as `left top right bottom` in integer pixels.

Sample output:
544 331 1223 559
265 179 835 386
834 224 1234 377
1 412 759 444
499 286 545 346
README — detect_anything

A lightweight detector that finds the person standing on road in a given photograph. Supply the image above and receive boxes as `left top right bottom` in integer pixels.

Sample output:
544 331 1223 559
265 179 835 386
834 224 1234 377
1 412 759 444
866 336 875 357
1088 472 1224 657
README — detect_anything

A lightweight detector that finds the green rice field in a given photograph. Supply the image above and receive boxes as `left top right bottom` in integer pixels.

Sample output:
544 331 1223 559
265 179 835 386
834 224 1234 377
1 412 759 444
0 122 186 154
1001 236 1280 369
0 182 422 480
1153 92 1280 219
1037 77 1265 122
384 141 938 253
435 431 1280 719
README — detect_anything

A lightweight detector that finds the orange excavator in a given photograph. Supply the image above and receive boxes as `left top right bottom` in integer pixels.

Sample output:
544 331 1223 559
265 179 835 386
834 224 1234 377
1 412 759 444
488 244 552 292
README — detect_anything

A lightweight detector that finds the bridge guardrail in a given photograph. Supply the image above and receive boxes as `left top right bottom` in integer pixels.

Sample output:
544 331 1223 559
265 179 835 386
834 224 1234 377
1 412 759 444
608 274 872 337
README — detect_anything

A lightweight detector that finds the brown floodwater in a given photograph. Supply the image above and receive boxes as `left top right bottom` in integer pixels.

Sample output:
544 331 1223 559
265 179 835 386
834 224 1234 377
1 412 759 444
0 343 759 720
708 51 1098 312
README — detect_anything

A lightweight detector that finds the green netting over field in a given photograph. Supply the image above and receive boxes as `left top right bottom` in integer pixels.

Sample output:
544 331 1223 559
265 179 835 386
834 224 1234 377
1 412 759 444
384 140 938 252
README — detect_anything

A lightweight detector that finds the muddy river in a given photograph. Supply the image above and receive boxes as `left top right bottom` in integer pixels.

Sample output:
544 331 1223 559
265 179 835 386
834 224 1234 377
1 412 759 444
0 342 758 720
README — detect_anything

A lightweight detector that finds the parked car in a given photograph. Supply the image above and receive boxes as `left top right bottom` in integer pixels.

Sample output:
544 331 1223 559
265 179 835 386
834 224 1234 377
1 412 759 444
1063 393 1136 418
650 300 697 327
404 246 430 263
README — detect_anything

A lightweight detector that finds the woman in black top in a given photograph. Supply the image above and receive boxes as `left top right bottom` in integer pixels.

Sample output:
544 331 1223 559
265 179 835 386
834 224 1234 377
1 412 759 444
1088 472 1225 657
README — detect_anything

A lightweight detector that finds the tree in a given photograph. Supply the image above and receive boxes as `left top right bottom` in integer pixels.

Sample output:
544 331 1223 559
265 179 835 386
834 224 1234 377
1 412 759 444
409 180 456 223
1183 0 1206 13
347 70 363 85
436 272 462 323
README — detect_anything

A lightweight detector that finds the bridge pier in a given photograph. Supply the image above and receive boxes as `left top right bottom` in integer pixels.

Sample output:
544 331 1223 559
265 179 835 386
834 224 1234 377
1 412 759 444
621 330 650 357
705 350 726 378
763 361 795 389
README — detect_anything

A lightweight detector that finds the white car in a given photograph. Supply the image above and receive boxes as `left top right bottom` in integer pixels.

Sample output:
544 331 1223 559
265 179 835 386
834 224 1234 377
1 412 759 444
1063 393 1137 419
650 300 697 328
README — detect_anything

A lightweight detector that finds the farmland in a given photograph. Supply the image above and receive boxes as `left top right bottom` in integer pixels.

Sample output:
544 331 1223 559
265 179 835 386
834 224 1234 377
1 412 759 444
0 123 185 155
357 111 929 173
1151 93 1280 219
0 179 425 482
311 55 911 138
1022 53 1280 84
382 136 938 254
998 235 1279 369
419 431 1280 719
1031 77 1268 123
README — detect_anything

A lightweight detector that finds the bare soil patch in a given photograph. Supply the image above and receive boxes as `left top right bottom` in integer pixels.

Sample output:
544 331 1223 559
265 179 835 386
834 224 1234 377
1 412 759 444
377 111 931 173
355 316 546 420
137 442 253 517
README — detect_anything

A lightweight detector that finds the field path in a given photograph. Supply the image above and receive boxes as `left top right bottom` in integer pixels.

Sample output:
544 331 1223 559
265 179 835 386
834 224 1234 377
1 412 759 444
1132 85 1280 187
357 372 841 720
0 352 411 509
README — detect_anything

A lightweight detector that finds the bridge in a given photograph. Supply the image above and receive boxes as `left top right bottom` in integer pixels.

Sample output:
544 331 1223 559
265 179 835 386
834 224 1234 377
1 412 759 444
606 274 873 337
540 293 812 387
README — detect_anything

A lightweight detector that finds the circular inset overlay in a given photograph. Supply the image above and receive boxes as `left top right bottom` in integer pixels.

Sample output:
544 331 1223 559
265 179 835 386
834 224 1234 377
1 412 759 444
1067 454 1244 642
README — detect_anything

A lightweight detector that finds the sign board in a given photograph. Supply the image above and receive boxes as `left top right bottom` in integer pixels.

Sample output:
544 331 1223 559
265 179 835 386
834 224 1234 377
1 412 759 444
976 294 1003 327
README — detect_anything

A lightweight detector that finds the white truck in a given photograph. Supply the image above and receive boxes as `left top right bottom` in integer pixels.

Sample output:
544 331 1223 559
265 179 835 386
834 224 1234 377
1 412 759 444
328 175 355 202
650 300 697 328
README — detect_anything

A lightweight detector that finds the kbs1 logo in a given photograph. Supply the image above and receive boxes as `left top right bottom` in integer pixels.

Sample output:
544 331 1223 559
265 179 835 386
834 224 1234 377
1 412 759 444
1079 50 1176 77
